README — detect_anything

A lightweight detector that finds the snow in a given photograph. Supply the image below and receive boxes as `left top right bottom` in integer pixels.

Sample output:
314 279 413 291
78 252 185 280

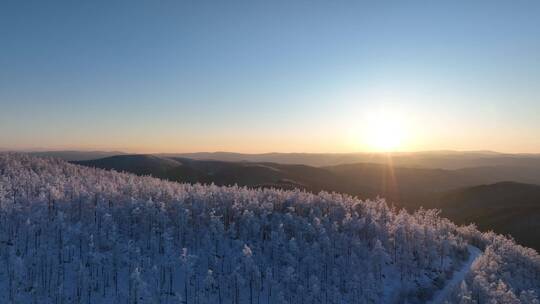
0 153 538 304
428 245 481 304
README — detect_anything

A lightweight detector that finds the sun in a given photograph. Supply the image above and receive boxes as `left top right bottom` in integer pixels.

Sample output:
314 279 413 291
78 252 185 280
362 110 407 152
366 121 403 151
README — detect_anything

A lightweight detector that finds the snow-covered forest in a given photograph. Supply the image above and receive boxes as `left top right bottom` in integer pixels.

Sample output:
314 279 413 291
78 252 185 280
0 154 538 304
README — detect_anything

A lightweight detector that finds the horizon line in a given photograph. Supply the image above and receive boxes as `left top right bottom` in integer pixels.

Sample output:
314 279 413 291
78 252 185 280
3 148 540 156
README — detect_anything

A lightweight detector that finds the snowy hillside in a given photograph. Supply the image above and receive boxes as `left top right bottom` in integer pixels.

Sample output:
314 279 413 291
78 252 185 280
0 154 538 304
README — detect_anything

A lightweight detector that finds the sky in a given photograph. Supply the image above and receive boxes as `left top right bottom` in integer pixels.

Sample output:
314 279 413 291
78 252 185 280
1 0 540 153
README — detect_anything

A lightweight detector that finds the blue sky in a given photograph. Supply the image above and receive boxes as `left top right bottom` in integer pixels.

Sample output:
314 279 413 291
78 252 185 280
1 0 539 153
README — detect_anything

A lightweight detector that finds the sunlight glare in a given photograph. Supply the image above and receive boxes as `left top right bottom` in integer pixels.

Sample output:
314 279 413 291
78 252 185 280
362 110 407 152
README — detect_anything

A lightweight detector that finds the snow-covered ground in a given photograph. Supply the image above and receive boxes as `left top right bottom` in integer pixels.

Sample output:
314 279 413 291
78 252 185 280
0 154 538 304
428 245 481 304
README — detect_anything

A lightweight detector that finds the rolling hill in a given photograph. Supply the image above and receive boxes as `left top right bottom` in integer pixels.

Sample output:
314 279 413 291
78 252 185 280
75 155 361 193
76 154 540 251
161 150 540 169
436 182 540 250
77 155 476 203
76 154 540 204
27 150 126 161
31 150 540 170
74 154 183 176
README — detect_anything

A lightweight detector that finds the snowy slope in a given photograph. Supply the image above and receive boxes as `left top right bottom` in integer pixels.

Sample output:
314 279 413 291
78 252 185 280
428 245 481 304
0 154 538 304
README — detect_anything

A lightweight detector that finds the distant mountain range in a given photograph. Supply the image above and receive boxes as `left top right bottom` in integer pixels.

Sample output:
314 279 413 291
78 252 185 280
160 150 540 169
24 149 540 169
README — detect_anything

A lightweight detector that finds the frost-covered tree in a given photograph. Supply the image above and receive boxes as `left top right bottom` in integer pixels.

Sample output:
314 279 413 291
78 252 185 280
0 153 538 304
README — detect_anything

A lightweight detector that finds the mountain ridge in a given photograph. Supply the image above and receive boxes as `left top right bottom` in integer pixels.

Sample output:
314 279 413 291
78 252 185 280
19 150 540 169
75 154 540 251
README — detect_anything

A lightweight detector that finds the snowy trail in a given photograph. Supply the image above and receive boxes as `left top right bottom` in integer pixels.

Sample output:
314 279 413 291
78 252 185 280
428 245 482 304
